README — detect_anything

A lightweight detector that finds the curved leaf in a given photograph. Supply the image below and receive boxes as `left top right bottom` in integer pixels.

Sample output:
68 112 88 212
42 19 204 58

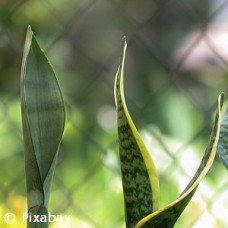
21 25 65 217
114 37 160 228
136 93 224 228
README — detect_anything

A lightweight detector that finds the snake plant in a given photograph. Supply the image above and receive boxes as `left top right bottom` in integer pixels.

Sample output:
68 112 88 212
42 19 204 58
19 25 227 227
115 37 226 228
20 26 65 227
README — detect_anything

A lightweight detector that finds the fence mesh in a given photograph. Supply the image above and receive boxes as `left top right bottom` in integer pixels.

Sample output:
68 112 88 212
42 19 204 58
0 0 228 227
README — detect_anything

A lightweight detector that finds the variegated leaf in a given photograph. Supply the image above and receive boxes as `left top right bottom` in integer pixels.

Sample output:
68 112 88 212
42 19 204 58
218 107 228 169
114 37 160 228
136 93 223 227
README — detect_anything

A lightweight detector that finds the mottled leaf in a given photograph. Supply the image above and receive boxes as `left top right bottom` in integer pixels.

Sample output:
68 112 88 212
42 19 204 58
136 93 224 228
21 25 65 224
114 37 160 228
218 107 228 169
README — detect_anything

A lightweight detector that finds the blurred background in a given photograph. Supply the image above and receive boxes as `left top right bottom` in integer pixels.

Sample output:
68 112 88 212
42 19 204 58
0 0 228 227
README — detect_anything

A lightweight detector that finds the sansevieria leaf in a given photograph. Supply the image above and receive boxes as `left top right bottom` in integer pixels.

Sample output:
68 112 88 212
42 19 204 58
136 93 223 228
115 37 224 228
218 107 228 169
114 37 160 228
21 26 65 227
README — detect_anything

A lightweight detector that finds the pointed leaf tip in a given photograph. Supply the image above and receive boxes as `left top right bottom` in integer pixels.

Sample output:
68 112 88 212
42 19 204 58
26 25 33 41
27 24 32 31
121 36 127 49
219 92 224 107
115 37 159 227
21 26 65 210
136 93 223 227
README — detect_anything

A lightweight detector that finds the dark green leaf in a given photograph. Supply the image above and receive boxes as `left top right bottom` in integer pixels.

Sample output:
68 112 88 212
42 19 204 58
114 37 160 228
218 107 228 169
136 93 224 227
21 25 65 215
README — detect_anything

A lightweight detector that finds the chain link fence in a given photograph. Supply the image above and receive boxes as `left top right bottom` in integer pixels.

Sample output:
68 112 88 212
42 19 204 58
0 0 228 227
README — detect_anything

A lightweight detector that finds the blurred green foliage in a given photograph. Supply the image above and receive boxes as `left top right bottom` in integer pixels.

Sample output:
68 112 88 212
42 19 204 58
0 0 228 227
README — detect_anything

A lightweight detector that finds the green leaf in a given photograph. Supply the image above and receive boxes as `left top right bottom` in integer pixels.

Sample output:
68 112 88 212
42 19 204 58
20 25 65 221
218 107 228 169
28 204 49 228
136 93 224 227
114 37 160 228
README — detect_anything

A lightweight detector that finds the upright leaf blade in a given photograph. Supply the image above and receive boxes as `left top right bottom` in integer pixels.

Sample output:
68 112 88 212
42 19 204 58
114 37 160 228
136 93 224 228
21 25 65 225
218 107 228 169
